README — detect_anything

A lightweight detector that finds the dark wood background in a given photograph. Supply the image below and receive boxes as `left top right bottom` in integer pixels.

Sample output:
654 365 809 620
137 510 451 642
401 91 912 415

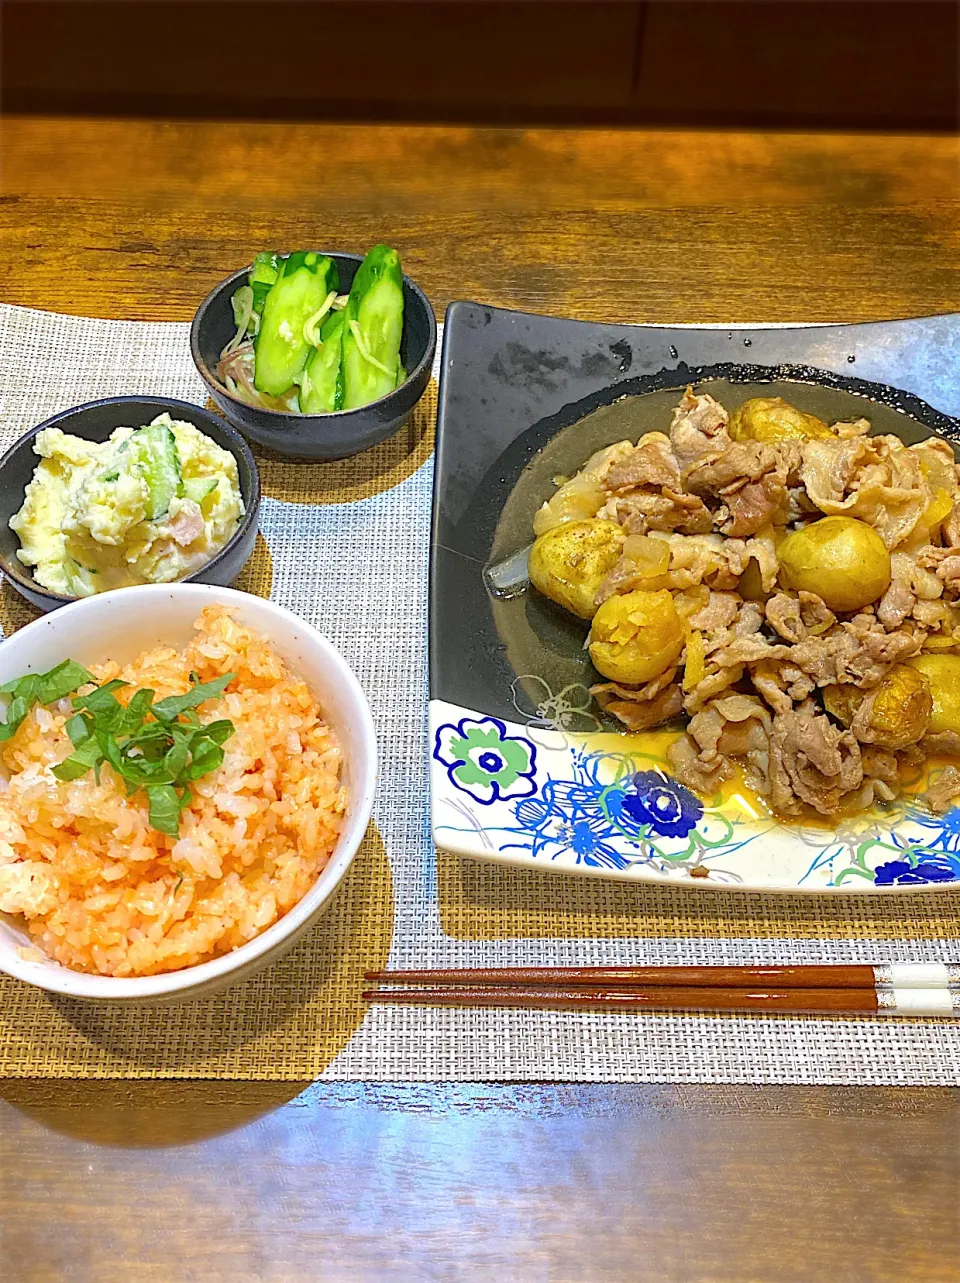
2 6 959 1277
3 0 958 131
1 108 959 1282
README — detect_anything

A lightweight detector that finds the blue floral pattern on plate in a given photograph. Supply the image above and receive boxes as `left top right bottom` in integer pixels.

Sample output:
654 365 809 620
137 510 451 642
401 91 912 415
430 695 960 890
504 759 706 871
433 715 538 806
873 855 960 886
619 770 702 839
795 788 960 888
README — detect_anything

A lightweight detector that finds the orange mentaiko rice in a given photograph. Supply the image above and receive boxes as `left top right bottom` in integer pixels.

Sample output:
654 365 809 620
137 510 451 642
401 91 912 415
0 605 345 977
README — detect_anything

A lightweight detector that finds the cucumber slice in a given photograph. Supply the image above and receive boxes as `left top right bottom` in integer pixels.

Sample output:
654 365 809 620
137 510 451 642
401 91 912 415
250 251 282 314
341 246 404 411
182 477 218 504
129 423 182 520
254 253 340 396
299 310 345 413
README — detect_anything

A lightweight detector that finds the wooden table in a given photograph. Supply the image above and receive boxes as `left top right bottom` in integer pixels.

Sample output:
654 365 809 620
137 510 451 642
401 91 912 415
1 117 959 1283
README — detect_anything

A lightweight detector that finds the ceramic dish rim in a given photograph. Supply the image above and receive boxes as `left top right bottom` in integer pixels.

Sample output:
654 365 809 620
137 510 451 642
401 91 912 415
430 303 960 894
0 583 378 999
0 394 261 608
429 787 960 894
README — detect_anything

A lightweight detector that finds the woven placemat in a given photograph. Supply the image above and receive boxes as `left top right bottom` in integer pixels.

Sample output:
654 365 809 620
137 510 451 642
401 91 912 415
1 302 959 1085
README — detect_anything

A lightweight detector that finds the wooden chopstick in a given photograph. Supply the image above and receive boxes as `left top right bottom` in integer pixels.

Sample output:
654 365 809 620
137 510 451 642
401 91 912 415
362 984 960 1017
363 985 881 1014
364 963 958 990
363 964 960 1016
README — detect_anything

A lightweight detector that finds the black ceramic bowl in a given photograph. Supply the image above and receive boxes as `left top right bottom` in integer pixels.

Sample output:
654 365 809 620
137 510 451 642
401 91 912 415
190 252 437 460
0 396 261 613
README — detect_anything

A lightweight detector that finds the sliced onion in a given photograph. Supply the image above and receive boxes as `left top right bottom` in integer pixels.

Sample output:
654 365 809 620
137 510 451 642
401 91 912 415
623 535 670 577
532 476 606 536
215 345 290 412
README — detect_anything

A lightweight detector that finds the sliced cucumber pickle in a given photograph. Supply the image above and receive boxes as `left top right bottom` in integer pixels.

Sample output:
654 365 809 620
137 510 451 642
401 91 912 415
128 423 183 521
182 477 219 504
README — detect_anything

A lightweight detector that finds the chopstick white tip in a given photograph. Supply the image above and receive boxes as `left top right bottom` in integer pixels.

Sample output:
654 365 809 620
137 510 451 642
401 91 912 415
877 987 960 1016
874 963 960 988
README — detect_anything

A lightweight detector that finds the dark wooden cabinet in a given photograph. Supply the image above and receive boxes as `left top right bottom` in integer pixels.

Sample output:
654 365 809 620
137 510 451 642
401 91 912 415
2 1 957 130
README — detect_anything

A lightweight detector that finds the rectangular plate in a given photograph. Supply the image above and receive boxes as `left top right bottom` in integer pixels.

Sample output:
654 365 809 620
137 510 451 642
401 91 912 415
430 305 960 892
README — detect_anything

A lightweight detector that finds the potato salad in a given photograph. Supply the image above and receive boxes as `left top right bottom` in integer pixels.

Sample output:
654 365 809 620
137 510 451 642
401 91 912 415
10 414 243 597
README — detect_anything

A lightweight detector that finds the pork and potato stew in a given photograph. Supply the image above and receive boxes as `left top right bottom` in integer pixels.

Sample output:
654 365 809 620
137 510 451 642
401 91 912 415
528 388 960 819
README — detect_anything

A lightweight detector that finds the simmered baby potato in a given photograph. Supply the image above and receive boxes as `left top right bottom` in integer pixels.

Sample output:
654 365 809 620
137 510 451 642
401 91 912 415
824 664 932 749
778 516 891 613
729 397 834 444
907 655 960 736
528 519 625 619
588 589 684 685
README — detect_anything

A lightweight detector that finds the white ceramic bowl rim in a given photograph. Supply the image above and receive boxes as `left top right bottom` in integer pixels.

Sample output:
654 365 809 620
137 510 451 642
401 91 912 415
0 584 378 1001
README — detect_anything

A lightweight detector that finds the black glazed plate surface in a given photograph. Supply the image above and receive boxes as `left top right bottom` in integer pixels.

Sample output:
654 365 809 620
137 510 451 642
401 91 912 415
0 396 261 612
430 305 960 723
191 252 437 461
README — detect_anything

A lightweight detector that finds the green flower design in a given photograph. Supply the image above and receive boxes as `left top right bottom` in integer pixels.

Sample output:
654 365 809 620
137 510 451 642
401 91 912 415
434 716 538 806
